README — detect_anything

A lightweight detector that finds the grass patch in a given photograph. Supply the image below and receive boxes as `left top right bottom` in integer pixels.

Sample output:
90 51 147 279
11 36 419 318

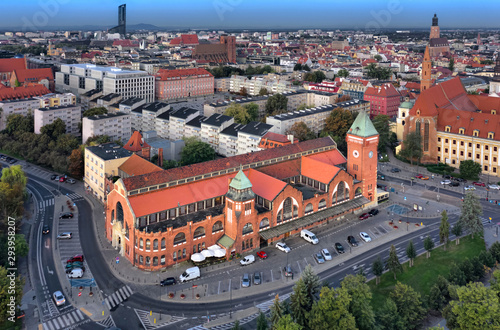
368 235 485 311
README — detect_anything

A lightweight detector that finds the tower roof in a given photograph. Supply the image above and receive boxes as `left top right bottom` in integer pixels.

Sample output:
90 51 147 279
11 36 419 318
347 110 378 138
432 13 438 26
229 169 252 190
424 45 430 61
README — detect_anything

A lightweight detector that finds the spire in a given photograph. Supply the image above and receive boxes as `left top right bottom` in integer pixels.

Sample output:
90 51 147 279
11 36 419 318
424 45 430 61
432 14 438 26
347 110 378 138
229 170 252 191
494 55 500 82
421 45 432 92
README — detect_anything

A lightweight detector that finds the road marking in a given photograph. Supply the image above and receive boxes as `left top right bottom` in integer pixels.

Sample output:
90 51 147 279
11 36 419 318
46 266 53 275
217 281 221 295
270 269 273 282
296 260 302 273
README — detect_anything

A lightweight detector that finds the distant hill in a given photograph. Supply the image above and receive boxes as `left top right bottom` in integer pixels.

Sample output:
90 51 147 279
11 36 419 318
128 23 161 31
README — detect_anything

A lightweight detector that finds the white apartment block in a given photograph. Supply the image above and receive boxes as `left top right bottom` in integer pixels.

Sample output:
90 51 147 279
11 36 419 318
34 104 82 136
55 64 155 102
219 123 245 157
237 122 273 155
168 107 200 141
34 93 76 108
155 110 172 139
200 114 234 153
229 75 296 96
185 116 204 140
141 102 170 133
82 112 132 144
118 97 146 114
0 98 40 131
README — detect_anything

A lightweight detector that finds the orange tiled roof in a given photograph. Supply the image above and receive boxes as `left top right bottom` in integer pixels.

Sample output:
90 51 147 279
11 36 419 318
467 94 500 113
122 137 336 191
118 154 162 177
437 108 500 140
364 83 400 98
13 68 53 83
155 68 212 80
181 34 199 45
304 148 347 166
260 131 292 144
123 131 150 152
0 58 26 73
301 156 341 184
258 159 301 180
0 84 50 101
247 169 287 201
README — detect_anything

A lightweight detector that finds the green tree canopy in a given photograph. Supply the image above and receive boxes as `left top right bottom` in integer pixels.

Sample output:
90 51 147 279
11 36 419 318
387 244 403 279
451 222 463 245
439 210 450 250
224 103 259 124
256 312 268 330
269 294 283 329
82 107 107 117
337 69 349 78
308 287 356 330
372 114 392 152
290 278 310 327
376 298 406 330
372 256 384 285
406 240 417 267
293 63 302 71
341 274 376 330
180 139 216 166
458 192 483 239
399 131 422 165
68 148 84 179
265 94 288 116
258 87 269 96
428 275 451 311
285 122 316 141
301 264 321 305
459 160 481 180
275 315 302 330
424 236 435 258
40 118 66 141
374 54 383 62
5 114 34 135
365 63 392 80
390 282 426 329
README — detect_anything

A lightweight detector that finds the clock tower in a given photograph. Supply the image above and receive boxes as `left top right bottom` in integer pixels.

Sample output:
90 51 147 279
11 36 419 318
346 110 379 201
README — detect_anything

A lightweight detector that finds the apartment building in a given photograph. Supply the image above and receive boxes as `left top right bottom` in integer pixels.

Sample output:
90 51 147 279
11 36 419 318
200 114 234 153
55 63 155 102
339 79 372 99
229 75 296 96
185 115 205 140
84 143 132 202
82 112 132 144
219 123 246 157
118 97 146 114
35 93 76 107
169 107 200 141
155 68 214 100
142 102 170 133
34 104 82 136
0 98 40 130
237 122 273 154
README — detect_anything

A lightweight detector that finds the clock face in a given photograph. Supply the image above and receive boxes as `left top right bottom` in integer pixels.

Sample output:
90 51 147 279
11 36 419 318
369 151 374 158
353 150 359 158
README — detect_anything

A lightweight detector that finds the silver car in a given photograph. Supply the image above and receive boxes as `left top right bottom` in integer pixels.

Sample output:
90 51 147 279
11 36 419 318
242 273 250 287
53 291 65 306
321 248 332 261
253 272 261 285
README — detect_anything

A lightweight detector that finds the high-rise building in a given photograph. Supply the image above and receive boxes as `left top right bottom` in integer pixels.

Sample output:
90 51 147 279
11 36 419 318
110 4 126 36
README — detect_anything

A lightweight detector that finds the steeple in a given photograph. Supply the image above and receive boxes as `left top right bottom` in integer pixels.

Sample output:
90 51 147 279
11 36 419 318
494 56 500 82
226 170 255 201
432 14 438 26
430 14 440 39
347 110 378 137
421 45 432 92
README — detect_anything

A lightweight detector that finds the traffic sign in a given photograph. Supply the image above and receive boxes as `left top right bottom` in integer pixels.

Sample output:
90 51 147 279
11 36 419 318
78 292 82 297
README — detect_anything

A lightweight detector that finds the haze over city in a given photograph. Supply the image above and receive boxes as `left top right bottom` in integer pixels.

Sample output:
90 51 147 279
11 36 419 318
2 0 500 30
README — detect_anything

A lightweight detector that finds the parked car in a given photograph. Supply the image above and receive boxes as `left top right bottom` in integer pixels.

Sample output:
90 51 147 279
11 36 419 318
67 268 83 279
65 264 85 273
160 277 176 286
42 225 50 234
314 252 325 264
284 265 293 277
253 272 261 285
465 185 476 191
420 176 429 180
454 177 467 183
59 176 66 183
442 174 452 179
9 158 17 164
240 255 255 266
50 174 57 180
415 174 424 179
488 184 500 190
59 212 73 219
57 232 72 239
368 209 379 216
256 251 268 259
450 181 460 187
441 180 451 185
391 168 401 173
359 213 370 220
377 172 385 180
65 262 83 270
67 255 84 263
242 273 250 287
359 232 372 242
472 181 486 187
54 175 60 181
276 242 290 253
53 291 65 307
347 236 358 247
66 178 76 184
335 242 345 254
321 248 332 261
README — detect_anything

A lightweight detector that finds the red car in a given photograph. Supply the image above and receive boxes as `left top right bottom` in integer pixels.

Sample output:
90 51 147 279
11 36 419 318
67 254 84 264
472 181 486 187
359 213 370 220
59 176 66 182
256 251 268 259
415 174 424 179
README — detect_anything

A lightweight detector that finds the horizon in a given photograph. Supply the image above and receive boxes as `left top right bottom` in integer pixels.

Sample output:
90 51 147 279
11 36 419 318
2 0 500 31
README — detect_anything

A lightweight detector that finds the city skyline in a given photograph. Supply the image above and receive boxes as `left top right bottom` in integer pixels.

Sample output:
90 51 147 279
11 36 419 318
3 0 500 31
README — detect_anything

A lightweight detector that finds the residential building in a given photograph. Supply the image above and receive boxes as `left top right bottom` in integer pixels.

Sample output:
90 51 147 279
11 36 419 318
84 143 132 202
339 79 372 100
185 115 205 140
215 77 231 92
141 102 170 133
259 132 294 150
229 75 295 96
219 123 246 157
237 122 273 154
0 98 40 131
82 112 132 144
155 68 214 100
55 64 155 102
363 83 401 117
168 107 200 141
34 104 81 136
118 97 146 114
34 93 76 108
200 114 234 153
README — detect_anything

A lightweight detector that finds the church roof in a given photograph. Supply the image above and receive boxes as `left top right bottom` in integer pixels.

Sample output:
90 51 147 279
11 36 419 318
229 169 252 190
347 110 378 138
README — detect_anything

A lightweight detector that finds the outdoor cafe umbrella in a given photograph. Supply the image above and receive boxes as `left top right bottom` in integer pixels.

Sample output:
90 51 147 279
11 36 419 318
190 253 205 262
201 249 215 258
212 248 226 258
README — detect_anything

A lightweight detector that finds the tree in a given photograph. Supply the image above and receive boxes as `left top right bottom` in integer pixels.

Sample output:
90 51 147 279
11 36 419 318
293 63 302 71
269 294 283 329
265 94 288 116
275 315 301 330
406 240 417 267
376 298 405 330
296 103 312 111
458 192 483 239
231 320 241 330
337 95 351 103
0 266 24 324
374 54 382 62
303 64 310 71
387 245 403 280
459 160 482 180
180 140 216 166
308 287 356 330
301 265 321 306
285 122 316 141
372 115 391 153
256 312 268 330
224 103 259 125
439 210 450 251
322 107 354 154
40 118 66 141
68 148 84 179
5 114 34 135
448 282 500 329
258 87 269 96
313 70 326 83
13 79 21 87
390 282 426 329
489 241 500 263
490 269 500 295
337 69 349 78
424 236 434 258
372 256 384 285
428 275 450 311
448 57 455 72
448 262 467 286
399 131 422 166
82 107 107 117
452 222 463 245
341 274 376 330
239 87 248 96
290 278 309 327
85 135 111 146
478 250 496 268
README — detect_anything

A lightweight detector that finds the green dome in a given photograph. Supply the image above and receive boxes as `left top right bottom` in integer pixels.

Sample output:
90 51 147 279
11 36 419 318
400 101 413 109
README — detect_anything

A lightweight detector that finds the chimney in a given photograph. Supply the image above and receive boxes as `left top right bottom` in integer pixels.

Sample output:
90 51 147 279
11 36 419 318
287 134 294 144
158 148 163 168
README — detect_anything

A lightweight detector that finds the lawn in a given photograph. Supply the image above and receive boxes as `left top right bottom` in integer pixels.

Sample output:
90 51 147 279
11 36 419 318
368 235 486 311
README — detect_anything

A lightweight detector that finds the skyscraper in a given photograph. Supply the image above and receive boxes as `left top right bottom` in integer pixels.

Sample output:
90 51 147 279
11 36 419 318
110 4 126 36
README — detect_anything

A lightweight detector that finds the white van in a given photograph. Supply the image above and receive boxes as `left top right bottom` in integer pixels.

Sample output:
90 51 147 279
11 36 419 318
67 268 83 278
179 266 201 283
300 229 319 244
240 255 255 266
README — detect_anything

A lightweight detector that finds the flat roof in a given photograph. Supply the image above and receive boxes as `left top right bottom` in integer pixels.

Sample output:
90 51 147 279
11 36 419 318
85 111 129 121
62 63 145 75
86 143 133 160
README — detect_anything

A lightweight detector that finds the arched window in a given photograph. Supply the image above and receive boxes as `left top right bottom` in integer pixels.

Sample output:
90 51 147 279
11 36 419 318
319 199 326 209
332 192 337 204
182 249 186 257
242 223 253 235
293 205 298 217
212 221 223 233
174 232 186 245
277 210 283 224
111 210 115 221
283 198 292 220
139 255 143 264
125 224 129 239
193 226 206 239
337 181 345 202
173 251 177 261
161 238 166 249
153 257 158 266
145 256 150 266
153 239 158 251
305 203 313 213
139 238 143 249
116 202 124 223
193 245 197 253
355 187 362 196
161 255 165 265
259 218 269 229
146 239 151 251
345 188 350 200
178 250 181 259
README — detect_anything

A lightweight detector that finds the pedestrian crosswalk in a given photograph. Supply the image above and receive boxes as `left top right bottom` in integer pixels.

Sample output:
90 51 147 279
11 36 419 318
256 292 291 312
39 198 55 208
66 192 83 201
135 309 185 329
96 315 116 328
43 308 88 330
104 286 133 310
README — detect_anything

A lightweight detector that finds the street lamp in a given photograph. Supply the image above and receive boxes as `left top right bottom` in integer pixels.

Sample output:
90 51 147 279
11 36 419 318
227 271 232 319
158 274 162 320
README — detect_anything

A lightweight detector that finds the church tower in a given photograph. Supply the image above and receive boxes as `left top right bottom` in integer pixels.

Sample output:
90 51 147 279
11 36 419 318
430 14 440 39
421 45 432 92
346 111 379 202
490 56 500 95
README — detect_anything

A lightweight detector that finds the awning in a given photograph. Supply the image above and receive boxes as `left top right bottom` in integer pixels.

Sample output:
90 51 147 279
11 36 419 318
259 196 370 241
218 235 235 249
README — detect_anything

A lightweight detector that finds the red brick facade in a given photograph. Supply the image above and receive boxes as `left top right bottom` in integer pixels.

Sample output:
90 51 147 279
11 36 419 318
364 83 401 118
155 68 214 100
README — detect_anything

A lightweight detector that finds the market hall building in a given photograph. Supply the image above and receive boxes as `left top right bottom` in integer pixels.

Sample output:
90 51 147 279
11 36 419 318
105 111 379 270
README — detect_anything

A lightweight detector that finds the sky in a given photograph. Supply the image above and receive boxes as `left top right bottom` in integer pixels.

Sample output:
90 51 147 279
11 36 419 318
3 0 500 30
